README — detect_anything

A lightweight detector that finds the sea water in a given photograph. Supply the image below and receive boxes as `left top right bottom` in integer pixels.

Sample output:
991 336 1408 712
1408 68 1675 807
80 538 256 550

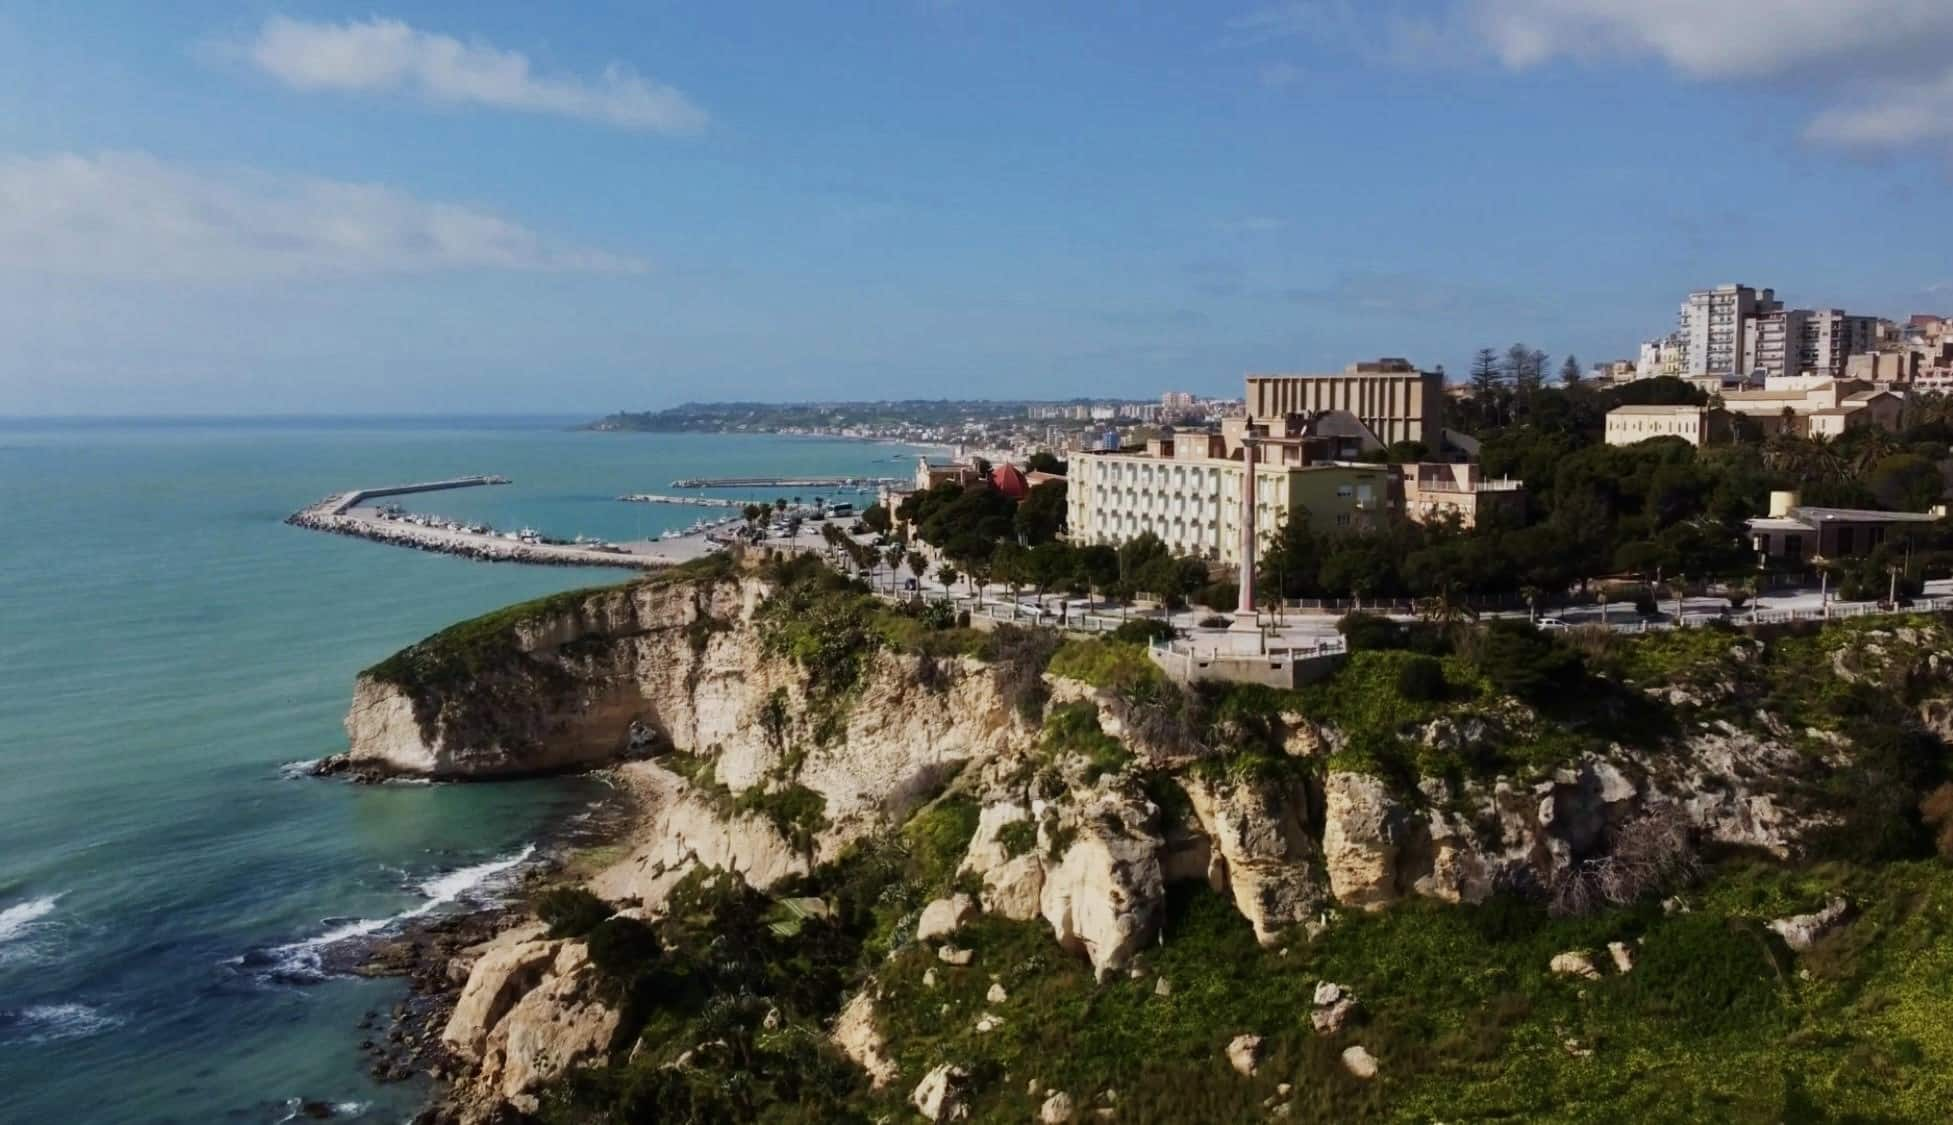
0 418 927 1123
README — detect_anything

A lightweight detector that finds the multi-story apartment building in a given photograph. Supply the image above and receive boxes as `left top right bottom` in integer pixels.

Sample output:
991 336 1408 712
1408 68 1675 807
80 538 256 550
1753 308 1879 383
1635 334 1686 381
1067 418 1394 567
1680 284 1780 378
1243 359 1442 448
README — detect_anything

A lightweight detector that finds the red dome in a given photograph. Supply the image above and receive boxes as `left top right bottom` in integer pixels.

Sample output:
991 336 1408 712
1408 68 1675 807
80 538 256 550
991 462 1030 501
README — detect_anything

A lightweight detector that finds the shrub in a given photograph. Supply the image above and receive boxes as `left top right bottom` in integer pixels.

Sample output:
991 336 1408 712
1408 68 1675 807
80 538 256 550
997 818 1038 859
1337 611 1406 651
985 625 1062 721
1395 654 1447 702
1194 581 1239 610
1047 639 1163 690
1472 619 1584 704
1548 806 1699 917
536 886 614 939
1110 618 1176 645
1632 588 1659 616
1198 615 1231 629
736 784 829 854
585 916 662 982
1922 783 1953 862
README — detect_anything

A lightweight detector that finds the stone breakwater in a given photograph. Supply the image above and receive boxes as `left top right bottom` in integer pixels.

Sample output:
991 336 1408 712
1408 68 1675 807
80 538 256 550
286 500 661 571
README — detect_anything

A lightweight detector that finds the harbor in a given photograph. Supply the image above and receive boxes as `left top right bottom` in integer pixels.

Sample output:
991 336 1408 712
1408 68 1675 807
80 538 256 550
286 475 854 569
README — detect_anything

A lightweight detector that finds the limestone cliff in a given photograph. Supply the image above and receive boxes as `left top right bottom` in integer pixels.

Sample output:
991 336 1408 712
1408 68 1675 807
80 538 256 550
365 567 1953 1121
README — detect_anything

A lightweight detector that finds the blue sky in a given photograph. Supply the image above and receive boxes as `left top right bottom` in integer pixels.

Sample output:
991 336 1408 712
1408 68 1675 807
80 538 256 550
3 1 1952 414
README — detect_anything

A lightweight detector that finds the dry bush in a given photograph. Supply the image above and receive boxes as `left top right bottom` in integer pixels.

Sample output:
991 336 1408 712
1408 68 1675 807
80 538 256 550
1550 804 1701 917
1921 782 1953 862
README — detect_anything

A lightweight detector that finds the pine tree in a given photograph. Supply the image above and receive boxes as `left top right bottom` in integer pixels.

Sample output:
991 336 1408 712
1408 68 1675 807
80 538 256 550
1469 348 1501 397
1561 354 1583 386
1505 342 1540 393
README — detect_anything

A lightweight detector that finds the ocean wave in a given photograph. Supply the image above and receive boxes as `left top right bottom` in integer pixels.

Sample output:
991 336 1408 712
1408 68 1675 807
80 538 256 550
245 844 535 983
1 1002 124 1044
277 758 321 779
0 893 63 964
272 1098 371 1122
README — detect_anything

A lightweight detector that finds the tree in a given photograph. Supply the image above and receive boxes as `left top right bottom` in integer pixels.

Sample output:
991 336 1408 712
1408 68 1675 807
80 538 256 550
1469 347 1502 398
861 503 892 535
1015 480 1068 545
1561 355 1582 386
992 541 1031 606
936 564 959 593
1075 544 1120 607
1026 451 1067 476
1027 542 1074 610
884 544 906 593
906 549 929 595
1506 342 1539 394
1865 453 1944 512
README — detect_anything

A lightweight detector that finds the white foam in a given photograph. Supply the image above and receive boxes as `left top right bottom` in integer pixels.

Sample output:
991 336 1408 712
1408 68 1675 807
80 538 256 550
5 1002 123 1044
277 759 321 779
0 893 61 945
256 845 535 981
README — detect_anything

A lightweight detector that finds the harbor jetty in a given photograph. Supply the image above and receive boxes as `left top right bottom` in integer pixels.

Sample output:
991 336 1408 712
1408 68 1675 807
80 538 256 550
287 476 678 570
668 475 898 490
617 493 747 508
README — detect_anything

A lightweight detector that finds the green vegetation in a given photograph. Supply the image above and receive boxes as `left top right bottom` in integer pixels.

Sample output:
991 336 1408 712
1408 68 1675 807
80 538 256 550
534 886 614 939
1047 638 1163 690
736 783 829 855
1040 702 1133 781
362 552 735 692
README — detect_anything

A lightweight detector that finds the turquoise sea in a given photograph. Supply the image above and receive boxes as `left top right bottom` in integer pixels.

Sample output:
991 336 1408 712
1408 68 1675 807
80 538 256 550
0 419 926 1123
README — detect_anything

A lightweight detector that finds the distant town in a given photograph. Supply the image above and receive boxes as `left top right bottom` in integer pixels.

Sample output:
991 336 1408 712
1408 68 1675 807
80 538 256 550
581 281 1953 659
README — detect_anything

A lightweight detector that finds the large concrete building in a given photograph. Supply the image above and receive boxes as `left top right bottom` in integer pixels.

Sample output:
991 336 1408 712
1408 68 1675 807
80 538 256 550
1243 359 1442 448
1681 284 1780 378
1752 308 1880 383
1066 418 1394 567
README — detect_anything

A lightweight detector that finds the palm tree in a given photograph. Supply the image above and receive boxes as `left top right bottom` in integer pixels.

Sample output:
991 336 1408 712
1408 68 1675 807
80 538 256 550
1520 583 1545 624
936 564 960 596
907 550 928 598
883 544 905 594
1417 582 1477 637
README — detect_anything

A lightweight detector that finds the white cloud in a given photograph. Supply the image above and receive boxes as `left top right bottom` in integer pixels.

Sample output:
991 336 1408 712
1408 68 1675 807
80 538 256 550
241 15 707 133
0 151 644 281
1467 0 1953 151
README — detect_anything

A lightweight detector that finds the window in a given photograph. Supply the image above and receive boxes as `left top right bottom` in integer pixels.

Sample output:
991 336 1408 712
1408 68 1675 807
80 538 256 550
1336 484 1354 498
1335 514 1352 528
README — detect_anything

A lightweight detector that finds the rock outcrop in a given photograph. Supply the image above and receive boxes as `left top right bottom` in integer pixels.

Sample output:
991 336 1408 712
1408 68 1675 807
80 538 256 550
1186 774 1326 944
440 933 620 1119
1037 782 1165 980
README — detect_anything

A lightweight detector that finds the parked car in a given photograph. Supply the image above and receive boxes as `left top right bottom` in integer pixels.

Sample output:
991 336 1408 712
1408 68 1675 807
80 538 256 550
1535 616 1570 631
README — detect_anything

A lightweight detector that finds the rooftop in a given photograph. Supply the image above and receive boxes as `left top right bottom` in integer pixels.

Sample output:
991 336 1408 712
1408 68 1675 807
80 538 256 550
1608 403 1707 415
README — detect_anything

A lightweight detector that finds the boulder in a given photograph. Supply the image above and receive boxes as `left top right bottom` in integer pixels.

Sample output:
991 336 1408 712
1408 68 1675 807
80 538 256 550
1607 941 1635 974
481 955 622 1113
986 982 1009 1004
1549 951 1600 980
832 991 899 1089
960 805 1045 921
1039 784 1165 980
1184 775 1325 945
938 945 975 967
917 894 978 943
1226 1034 1264 1077
1041 1091 1077 1124
1341 1045 1378 1080
1768 896 1850 952
1310 980 1357 1035
912 1063 972 1122
1321 772 1404 910
441 938 560 1064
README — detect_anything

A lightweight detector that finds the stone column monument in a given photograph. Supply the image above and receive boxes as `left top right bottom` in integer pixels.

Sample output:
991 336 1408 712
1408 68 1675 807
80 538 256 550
1230 437 1264 651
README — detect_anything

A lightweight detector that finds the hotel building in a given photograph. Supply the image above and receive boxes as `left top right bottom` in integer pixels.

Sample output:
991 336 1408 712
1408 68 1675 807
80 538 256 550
1244 359 1443 448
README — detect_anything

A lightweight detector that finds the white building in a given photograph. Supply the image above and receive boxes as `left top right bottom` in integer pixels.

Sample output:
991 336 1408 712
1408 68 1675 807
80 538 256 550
1753 308 1879 383
1604 404 1724 447
1635 334 1685 381
1680 284 1780 377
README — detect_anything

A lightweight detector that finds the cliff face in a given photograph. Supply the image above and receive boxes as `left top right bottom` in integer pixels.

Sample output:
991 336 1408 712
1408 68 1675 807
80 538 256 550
368 569 1953 1122
338 574 766 777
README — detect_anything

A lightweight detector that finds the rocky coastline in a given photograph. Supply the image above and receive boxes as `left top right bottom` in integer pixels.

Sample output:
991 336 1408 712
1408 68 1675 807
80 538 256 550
326 552 1953 1122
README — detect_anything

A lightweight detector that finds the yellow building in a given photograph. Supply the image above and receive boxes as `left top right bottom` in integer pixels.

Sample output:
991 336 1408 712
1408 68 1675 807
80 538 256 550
1066 425 1392 566
1604 404 1726 447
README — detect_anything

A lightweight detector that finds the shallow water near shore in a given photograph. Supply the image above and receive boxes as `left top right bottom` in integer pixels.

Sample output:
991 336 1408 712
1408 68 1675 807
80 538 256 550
0 418 925 1123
